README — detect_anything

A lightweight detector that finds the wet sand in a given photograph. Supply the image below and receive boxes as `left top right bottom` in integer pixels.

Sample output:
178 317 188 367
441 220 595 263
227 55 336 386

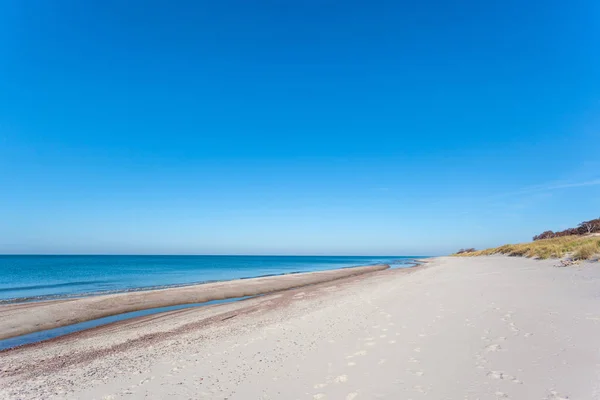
0 264 389 340
1 257 600 399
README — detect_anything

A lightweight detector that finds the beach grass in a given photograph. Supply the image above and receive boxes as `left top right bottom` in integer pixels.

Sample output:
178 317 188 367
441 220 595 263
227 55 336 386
454 235 600 260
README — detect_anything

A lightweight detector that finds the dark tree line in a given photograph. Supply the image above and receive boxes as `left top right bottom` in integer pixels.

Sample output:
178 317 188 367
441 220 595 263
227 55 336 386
533 218 600 241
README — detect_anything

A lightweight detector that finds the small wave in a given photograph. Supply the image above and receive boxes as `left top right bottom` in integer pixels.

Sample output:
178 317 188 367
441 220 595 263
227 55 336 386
0 279 217 305
0 280 112 293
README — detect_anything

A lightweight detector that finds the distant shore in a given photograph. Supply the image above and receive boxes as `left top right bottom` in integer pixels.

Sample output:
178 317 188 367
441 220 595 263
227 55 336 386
0 263 389 342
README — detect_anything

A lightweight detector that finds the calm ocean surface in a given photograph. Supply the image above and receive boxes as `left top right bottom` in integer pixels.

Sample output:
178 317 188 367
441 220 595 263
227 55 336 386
0 255 419 304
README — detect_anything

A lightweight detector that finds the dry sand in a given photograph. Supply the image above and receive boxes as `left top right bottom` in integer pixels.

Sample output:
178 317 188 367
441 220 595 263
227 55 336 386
1 256 600 399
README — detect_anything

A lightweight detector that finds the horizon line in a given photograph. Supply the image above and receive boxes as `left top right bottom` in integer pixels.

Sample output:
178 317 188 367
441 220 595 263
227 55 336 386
0 253 431 257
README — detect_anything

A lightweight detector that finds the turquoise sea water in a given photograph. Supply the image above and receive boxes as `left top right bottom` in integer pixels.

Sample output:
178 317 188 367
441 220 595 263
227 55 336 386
0 255 420 304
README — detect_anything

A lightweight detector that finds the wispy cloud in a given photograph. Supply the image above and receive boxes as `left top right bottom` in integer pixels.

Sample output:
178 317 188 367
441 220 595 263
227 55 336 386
431 176 600 212
536 179 600 191
496 178 600 199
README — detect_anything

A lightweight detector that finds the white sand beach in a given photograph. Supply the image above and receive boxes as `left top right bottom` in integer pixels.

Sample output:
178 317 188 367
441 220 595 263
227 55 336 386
1 256 599 399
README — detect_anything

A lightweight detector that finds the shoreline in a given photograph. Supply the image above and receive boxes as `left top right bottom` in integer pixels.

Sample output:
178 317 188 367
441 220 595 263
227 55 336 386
0 263 390 342
0 258 419 305
0 265 417 382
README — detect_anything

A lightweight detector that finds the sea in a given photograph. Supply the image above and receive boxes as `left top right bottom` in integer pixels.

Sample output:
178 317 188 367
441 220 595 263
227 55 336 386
0 255 420 304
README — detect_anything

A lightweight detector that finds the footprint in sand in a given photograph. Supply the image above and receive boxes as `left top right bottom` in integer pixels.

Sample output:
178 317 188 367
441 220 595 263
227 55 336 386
413 385 427 393
487 371 505 380
414 347 421 353
408 369 424 376
347 361 356 367
314 383 327 389
546 390 570 400
334 375 348 383
378 359 386 365
139 377 154 385
487 371 520 384
346 393 358 400
485 344 502 352
313 394 326 399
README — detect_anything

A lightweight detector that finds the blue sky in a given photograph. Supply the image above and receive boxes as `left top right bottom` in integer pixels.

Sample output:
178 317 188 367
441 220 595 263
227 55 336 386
0 0 599 255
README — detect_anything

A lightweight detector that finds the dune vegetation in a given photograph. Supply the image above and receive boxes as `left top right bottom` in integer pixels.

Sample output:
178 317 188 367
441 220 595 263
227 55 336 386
454 235 600 260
